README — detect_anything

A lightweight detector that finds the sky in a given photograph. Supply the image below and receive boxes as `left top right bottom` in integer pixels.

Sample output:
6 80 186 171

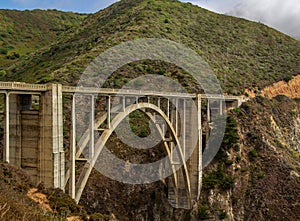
0 0 299 39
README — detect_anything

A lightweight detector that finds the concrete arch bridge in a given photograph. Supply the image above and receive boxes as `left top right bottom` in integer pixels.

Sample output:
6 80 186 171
0 82 246 209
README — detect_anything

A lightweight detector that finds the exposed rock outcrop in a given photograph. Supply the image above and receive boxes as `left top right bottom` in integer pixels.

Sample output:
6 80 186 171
261 75 300 98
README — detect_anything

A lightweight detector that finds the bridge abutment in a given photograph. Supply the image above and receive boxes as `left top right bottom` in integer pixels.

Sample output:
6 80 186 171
5 84 65 190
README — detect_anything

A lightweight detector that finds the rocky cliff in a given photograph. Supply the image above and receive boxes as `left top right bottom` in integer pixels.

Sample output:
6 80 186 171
262 75 300 98
189 96 300 221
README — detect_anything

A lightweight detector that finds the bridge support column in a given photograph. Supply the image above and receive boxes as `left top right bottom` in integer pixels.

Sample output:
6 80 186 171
38 84 64 190
197 95 202 199
89 95 95 161
3 93 10 163
220 99 223 115
207 99 210 123
8 94 22 166
184 97 201 205
70 95 76 199
106 96 111 129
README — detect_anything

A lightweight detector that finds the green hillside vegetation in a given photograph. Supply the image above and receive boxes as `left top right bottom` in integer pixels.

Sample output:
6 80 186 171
1 0 300 94
0 9 87 68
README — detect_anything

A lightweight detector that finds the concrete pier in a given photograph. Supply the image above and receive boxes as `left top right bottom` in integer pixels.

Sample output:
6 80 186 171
38 84 64 190
3 83 65 190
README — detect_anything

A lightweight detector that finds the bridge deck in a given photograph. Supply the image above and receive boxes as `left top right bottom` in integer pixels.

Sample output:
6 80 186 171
0 81 246 101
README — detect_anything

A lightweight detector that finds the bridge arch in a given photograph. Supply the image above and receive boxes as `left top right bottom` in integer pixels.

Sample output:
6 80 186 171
74 102 191 204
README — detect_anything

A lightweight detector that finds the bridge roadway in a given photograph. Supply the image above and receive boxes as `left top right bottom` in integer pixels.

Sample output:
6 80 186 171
0 81 247 209
0 81 247 101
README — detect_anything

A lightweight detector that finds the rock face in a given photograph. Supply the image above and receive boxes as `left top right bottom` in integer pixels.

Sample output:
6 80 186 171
261 75 300 98
235 97 300 220
190 97 300 221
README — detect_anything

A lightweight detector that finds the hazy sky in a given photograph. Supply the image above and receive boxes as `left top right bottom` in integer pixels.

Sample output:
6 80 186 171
1 0 299 39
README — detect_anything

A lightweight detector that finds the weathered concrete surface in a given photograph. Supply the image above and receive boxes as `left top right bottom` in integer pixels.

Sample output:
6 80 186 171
7 84 65 190
38 84 64 190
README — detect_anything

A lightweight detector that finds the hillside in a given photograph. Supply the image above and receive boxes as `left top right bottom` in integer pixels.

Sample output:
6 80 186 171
194 97 300 220
0 162 117 220
0 0 299 220
1 0 300 94
0 9 86 68
0 163 82 220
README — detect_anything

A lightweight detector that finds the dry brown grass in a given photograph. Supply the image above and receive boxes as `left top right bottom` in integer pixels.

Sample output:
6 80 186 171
0 163 62 220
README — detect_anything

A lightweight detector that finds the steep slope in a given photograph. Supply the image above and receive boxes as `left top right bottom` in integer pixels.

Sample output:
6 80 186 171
0 163 76 220
190 97 300 220
0 9 87 68
0 162 113 220
1 0 300 94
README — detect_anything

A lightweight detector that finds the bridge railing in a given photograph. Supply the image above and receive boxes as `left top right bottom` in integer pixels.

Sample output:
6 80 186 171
62 85 196 98
0 82 47 91
0 81 247 101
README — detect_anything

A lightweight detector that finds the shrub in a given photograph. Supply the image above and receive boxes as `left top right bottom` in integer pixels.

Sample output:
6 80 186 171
225 159 233 166
257 172 265 179
129 110 150 137
0 70 6 77
241 102 251 112
232 197 238 205
42 188 83 217
220 175 234 189
0 33 9 38
197 204 210 220
89 213 110 221
6 52 20 60
241 167 248 173
247 132 259 142
248 149 258 161
114 78 121 87
203 163 234 190
274 95 289 102
231 107 241 114
0 48 8 55
222 115 239 149
283 76 293 82
219 210 227 219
